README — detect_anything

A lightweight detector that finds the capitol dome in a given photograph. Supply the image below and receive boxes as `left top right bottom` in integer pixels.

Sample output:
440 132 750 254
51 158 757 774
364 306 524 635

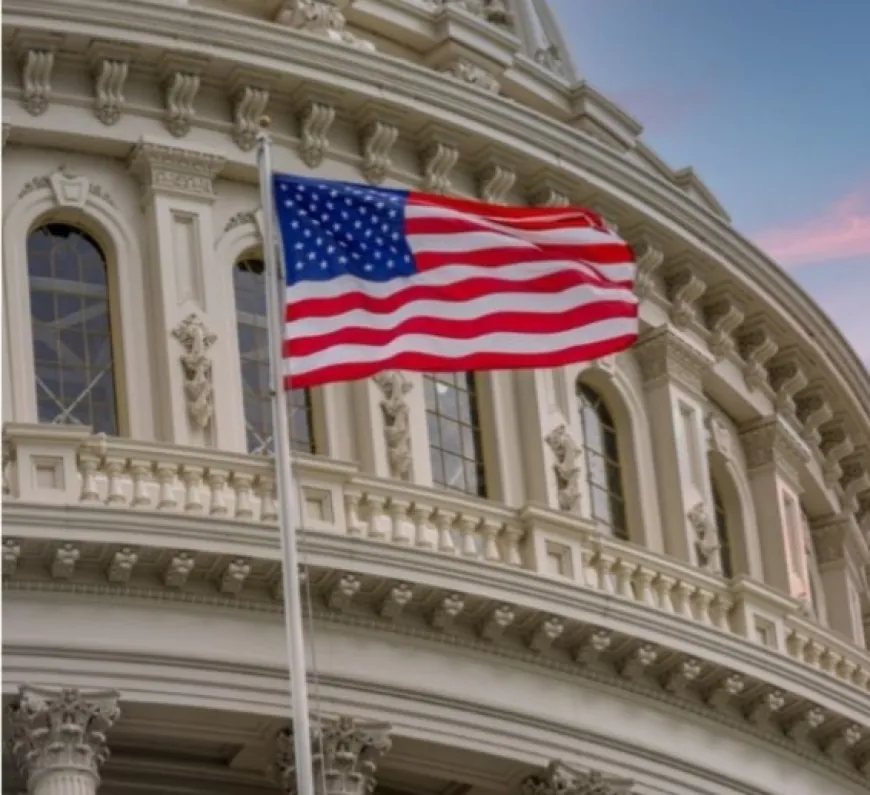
3 1 870 794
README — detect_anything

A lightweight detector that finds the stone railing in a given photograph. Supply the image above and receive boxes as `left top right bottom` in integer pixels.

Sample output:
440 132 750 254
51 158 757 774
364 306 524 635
3 422 869 693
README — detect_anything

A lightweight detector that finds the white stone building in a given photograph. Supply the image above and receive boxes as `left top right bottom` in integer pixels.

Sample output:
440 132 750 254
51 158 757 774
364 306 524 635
2 1 870 794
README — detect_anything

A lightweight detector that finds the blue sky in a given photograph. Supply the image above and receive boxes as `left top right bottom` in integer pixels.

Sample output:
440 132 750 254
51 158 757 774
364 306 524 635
550 0 870 367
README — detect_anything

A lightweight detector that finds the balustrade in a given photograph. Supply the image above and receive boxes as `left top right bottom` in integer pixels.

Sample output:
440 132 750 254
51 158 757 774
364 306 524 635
3 422 869 693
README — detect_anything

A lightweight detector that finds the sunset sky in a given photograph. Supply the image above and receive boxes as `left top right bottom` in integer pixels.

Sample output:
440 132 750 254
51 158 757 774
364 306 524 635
551 0 870 368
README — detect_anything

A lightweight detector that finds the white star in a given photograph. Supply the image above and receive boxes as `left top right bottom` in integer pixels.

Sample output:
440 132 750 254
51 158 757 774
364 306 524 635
363 264 373 271
320 261 328 269
326 245 335 254
386 259 394 268
303 229 312 237
290 220 300 229
294 242 304 250
308 252 317 260
280 184 288 192
284 199 293 208
338 255 348 264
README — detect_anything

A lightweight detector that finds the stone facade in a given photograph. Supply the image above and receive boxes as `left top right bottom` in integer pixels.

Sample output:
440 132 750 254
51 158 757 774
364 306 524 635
3 1 870 795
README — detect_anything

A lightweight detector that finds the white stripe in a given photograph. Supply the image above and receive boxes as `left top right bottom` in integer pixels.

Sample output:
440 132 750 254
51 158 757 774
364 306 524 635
405 203 620 248
285 317 638 377
286 282 637 340
407 227 619 254
287 260 636 303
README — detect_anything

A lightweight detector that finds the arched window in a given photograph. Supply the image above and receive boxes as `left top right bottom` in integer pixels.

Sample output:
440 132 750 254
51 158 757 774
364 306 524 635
712 481 734 578
578 383 627 539
234 257 314 455
424 372 486 497
27 223 119 434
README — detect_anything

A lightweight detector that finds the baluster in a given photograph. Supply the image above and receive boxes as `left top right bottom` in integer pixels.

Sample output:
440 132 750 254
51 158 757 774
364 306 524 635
501 525 523 567
457 514 480 558
653 574 676 612
411 503 434 549
672 581 695 619
480 519 502 562
710 596 732 632
104 457 127 506
633 567 657 607
128 460 152 507
433 509 457 554
804 641 823 668
206 469 229 516
155 462 178 510
78 452 102 503
257 475 278 522
694 588 715 625
181 465 205 512
232 472 255 518
593 551 615 593
364 494 388 540
388 498 413 544
613 559 634 598
344 491 364 536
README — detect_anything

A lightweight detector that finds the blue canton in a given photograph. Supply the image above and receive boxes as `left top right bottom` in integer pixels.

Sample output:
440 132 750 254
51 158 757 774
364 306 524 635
273 175 417 286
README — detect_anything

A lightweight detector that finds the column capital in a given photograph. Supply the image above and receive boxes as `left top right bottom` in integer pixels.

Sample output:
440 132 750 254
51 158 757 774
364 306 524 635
520 760 636 795
633 325 713 395
273 713 392 795
810 514 863 565
127 137 226 203
8 686 120 792
739 416 809 487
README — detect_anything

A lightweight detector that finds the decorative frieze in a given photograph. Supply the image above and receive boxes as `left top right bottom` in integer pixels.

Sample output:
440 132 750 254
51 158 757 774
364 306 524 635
18 47 56 116
328 573 361 612
89 45 131 126
768 349 809 419
786 706 826 744
544 424 581 512
107 547 138 584
3 537 21 576
231 83 271 152
159 56 206 138
527 175 573 208
164 552 195 588
664 264 707 329
128 139 227 202
819 420 854 487
520 760 636 795
840 457 870 513
171 314 217 432
528 616 565 653
795 387 834 448
220 558 252 595
633 326 712 395
431 593 465 630
52 543 80 580
274 0 376 52
478 161 516 204
379 582 414 620
18 165 116 210
438 0 513 24
703 287 745 360
273 714 392 795
297 97 337 169
359 114 401 185
420 135 460 195
8 686 120 794
480 604 516 641
738 321 779 392
443 59 501 93
373 371 414 481
739 416 809 485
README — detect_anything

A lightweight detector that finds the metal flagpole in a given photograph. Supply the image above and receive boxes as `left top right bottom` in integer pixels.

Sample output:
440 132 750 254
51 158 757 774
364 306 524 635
256 121 317 795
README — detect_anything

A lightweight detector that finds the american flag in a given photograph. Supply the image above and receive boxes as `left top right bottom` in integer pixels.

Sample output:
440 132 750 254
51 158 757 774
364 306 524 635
273 174 639 388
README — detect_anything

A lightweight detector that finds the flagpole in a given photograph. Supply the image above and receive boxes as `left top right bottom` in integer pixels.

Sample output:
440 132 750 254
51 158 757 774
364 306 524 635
256 120 316 795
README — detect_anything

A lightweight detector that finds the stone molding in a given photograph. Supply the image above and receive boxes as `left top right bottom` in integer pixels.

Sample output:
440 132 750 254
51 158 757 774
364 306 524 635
520 760 635 795
739 416 810 486
171 314 218 432
7 686 121 792
633 326 713 395
127 138 227 203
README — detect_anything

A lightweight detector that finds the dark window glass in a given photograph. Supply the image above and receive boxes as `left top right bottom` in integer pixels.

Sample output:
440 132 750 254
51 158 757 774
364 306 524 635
234 258 314 455
578 384 627 539
712 481 733 578
28 224 118 434
424 372 485 497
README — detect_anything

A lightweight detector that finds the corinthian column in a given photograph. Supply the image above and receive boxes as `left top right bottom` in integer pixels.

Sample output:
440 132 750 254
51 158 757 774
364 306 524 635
273 714 392 795
8 686 121 795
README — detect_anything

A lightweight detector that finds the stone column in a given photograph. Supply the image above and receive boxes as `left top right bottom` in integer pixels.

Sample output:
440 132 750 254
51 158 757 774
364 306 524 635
634 327 716 565
127 138 228 448
273 714 392 795
739 417 811 596
8 686 120 795
520 760 636 795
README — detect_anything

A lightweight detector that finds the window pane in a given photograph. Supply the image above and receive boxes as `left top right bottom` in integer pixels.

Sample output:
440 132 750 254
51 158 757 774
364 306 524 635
579 383 627 538
28 224 119 434
425 372 486 497
234 257 314 454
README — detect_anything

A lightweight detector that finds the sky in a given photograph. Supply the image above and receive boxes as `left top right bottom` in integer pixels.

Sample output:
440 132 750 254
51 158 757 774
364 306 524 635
549 0 870 369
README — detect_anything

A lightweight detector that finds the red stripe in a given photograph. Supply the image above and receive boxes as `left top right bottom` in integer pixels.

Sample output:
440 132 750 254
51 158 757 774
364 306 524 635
407 192 609 230
405 215 609 238
286 301 638 358
286 333 638 389
413 244 633 271
285 270 630 322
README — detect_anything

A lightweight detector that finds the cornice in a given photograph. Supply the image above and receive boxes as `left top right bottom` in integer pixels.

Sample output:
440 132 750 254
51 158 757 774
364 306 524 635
6 0 867 441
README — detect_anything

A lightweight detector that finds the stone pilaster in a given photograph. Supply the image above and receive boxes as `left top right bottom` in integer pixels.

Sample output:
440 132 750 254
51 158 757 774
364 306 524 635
8 686 120 795
634 326 715 564
810 515 867 646
273 714 392 795
739 416 811 595
128 138 227 448
520 760 636 795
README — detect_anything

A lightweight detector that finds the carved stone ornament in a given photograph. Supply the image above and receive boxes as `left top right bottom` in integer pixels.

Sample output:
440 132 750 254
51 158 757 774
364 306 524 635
233 85 270 152
128 140 227 202
164 70 201 137
664 265 707 329
704 411 732 459
632 239 664 301
633 326 711 395
795 389 833 448
739 417 809 484
520 760 635 795
19 48 55 116
443 59 501 93
687 501 721 573
274 1 376 52
545 424 581 512
172 314 218 431
373 371 414 480
18 165 116 209
703 291 745 361
92 57 129 126
298 99 337 169
8 686 120 788
421 139 460 195
479 162 516 204
535 45 568 78
437 0 512 25
738 323 778 392
360 118 400 185
273 714 392 795
768 353 809 418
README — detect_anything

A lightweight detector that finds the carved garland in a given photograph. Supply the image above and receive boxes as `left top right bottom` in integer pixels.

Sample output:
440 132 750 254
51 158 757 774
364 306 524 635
373 371 414 480
171 314 218 431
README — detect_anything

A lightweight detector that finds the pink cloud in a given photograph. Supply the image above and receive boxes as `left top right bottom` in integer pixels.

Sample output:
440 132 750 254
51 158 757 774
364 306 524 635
753 186 870 269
